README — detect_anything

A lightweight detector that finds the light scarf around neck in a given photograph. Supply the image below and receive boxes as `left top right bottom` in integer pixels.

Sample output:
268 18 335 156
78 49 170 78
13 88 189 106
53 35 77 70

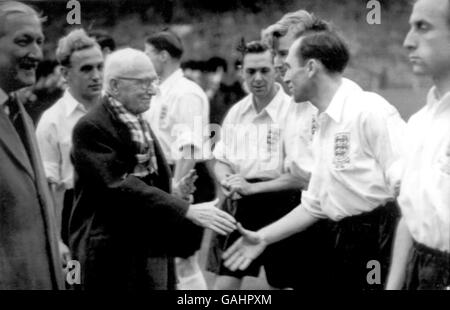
107 95 158 177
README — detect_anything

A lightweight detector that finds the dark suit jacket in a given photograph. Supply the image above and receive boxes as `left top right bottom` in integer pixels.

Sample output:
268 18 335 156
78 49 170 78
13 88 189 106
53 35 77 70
69 96 201 290
0 97 64 289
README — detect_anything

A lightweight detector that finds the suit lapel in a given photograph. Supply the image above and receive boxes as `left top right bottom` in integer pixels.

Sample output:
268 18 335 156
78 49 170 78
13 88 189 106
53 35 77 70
17 100 65 289
0 107 35 179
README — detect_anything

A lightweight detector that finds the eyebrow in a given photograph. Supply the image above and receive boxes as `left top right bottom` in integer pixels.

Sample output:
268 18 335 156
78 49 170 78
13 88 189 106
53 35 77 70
15 31 45 40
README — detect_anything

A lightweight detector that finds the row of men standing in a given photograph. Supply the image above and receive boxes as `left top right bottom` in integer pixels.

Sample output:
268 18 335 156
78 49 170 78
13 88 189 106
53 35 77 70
0 0 449 290
220 0 449 291
0 1 237 290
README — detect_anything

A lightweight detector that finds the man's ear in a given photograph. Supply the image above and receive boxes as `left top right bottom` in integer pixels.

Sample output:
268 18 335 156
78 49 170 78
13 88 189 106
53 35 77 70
60 66 70 81
159 50 170 63
306 59 318 78
109 79 119 95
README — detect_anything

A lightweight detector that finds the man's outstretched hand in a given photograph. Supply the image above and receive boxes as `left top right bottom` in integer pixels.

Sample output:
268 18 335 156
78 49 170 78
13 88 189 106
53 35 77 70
186 198 237 235
222 223 267 271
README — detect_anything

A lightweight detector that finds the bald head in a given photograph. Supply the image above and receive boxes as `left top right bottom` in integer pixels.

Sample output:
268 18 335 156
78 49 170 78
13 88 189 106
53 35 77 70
0 1 43 37
104 48 159 114
104 48 155 90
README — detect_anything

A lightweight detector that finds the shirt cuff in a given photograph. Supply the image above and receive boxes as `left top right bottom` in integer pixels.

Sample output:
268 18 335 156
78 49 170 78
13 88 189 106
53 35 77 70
301 192 327 219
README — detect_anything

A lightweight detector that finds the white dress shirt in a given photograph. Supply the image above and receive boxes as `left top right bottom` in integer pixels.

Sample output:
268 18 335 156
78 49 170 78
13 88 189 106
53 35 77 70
213 84 291 180
301 79 406 221
283 78 361 180
144 69 210 164
36 89 88 189
398 87 450 252
282 99 317 179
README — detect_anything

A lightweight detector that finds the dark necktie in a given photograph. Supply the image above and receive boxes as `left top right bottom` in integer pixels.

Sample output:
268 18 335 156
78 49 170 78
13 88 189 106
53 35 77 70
5 94 33 159
5 93 20 124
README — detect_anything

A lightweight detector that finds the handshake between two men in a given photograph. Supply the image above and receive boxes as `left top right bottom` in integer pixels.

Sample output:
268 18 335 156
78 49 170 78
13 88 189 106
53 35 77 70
173 169 269 270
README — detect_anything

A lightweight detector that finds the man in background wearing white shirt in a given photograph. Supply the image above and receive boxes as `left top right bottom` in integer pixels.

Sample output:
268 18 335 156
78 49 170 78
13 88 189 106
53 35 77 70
144 31 213 290
208 41 306 290
223 29 405 290
386 0 450 290
261 11 337 290
36 29 103 266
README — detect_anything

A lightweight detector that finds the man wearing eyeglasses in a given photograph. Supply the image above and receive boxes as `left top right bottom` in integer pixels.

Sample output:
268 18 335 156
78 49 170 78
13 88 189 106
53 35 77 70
36 29 103 270
144 31 214 289
69 48 236 290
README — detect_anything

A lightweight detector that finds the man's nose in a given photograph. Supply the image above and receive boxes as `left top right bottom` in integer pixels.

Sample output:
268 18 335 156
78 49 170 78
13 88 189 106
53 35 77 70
403 29 416 51
92 67 102 81
283 70 291 85
146 85 158 95
29 41 43 62
254 71 263 80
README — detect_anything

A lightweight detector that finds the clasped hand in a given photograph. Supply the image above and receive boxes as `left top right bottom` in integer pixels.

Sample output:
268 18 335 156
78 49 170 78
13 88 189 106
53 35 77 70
222 223 267 271
186 198 237 236
220 174 253 198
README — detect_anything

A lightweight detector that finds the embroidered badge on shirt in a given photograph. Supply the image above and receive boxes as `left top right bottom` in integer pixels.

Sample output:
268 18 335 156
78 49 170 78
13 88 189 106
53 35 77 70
266 126 280 153
159 105 168 127
333 132 351 169
311 116 318 136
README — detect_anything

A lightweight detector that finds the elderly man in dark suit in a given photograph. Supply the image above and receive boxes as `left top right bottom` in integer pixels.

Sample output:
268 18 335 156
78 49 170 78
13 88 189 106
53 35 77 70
69 47 236 290
0 1 64 289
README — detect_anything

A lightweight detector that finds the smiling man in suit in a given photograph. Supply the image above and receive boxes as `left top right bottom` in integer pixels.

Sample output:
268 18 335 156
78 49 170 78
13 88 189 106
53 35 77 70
0 1 64 289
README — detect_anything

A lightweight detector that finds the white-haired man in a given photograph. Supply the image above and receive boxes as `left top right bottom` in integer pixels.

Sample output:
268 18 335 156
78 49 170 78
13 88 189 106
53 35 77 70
69 48 236 290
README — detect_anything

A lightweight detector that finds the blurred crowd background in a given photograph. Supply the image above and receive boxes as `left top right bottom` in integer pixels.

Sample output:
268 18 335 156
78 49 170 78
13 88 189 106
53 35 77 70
27 0 429 121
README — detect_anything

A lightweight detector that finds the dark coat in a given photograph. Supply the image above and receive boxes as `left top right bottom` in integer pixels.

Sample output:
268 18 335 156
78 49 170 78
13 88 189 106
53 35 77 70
69 96 201 290
0 98 64 289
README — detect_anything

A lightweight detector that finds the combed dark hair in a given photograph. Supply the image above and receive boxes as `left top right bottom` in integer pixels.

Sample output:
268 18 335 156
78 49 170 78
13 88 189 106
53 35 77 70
237 40 272 62
303 18 331 35
297 30 350 74
146 31 184 59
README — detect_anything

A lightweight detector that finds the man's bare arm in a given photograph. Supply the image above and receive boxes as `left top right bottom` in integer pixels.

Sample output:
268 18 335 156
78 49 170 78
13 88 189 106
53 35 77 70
386 217 413 290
